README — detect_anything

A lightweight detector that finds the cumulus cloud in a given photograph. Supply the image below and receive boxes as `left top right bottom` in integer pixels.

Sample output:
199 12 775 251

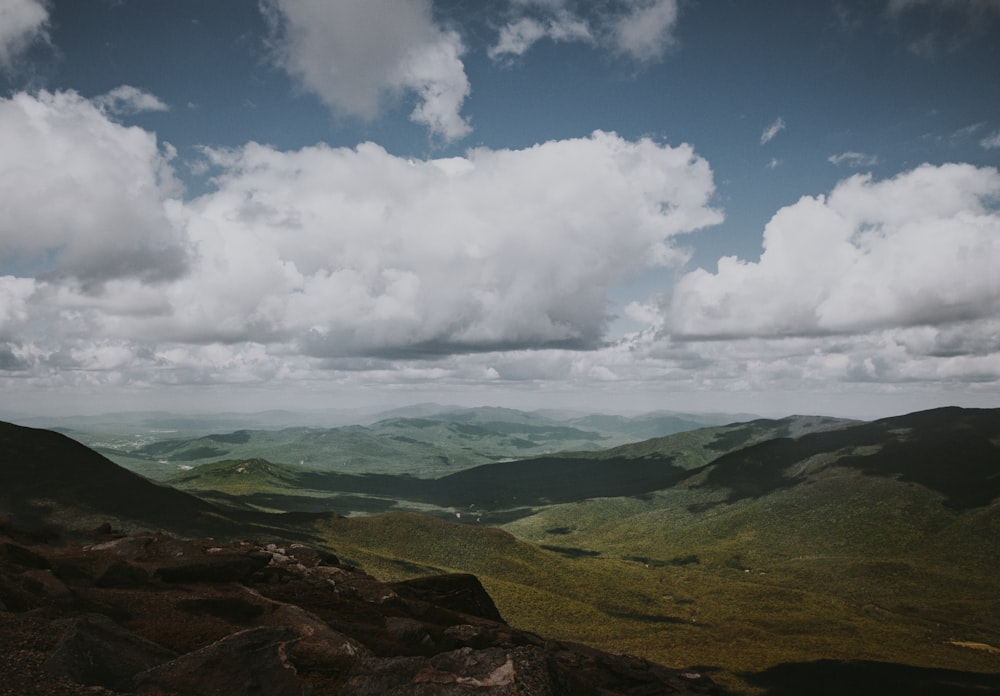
828 151 879 167
3 77 994 406
489 0 679 63
0 275 35 335
667 163 1000 338
151 131 720 357
0 90 187 286
760 117 785 145
261 0 471 141
93 85 170 116
1 125 727 400
0 0 48 70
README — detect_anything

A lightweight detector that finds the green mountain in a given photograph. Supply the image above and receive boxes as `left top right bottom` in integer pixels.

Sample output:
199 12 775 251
163 415 850 521
83 406 762 481
301 408 1000 692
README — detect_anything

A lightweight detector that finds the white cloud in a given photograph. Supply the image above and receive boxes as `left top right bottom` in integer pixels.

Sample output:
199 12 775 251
760 117 785 145
0 90 187 286
94 85 169 116
0 275 35 334
667 163 1000 338
490 0 678 63
488 14 592 59
828 151 879 167
0 0 48 70
491 17 548 58
154 131 720 356
0 128 721 387
611 0 680 62
261 0 471 142
2 82 996 409
981 130 1000 149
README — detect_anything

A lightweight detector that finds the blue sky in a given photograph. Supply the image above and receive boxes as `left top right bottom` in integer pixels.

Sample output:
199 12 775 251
1 0 999 419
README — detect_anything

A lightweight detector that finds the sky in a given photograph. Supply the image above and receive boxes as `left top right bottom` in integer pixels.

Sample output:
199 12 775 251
0 0 999 420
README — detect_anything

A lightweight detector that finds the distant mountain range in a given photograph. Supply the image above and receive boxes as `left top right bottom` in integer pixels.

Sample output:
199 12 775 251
41 405 761 481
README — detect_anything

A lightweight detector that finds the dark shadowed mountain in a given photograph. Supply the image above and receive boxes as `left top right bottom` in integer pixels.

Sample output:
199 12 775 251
0 421 319 539
700 407 1000 509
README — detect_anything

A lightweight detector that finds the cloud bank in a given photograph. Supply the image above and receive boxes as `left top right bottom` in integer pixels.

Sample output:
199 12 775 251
168 130 721 356
1 89 728 394
1 83 996 413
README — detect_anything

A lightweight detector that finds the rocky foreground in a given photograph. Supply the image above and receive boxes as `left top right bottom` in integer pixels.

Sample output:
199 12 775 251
0 523 727 695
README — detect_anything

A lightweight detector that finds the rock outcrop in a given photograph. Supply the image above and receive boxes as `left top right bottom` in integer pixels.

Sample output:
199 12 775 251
0 525 728 695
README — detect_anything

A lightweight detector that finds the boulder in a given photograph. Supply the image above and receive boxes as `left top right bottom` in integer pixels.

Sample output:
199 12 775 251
0 541 50 569
391 573 505 623
153 551 271 583
135 626 307 696
43 614 177 692
95 560 150 588
1 527 730 695
20 569 72 598
343 647 544 695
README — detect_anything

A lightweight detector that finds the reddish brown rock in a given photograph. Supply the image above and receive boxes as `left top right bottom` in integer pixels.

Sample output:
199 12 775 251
0 528 730 695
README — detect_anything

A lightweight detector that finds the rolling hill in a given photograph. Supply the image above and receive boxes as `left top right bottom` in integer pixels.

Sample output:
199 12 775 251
164 414 852 520
76 406 759 481
304 407 1000 692
2 407 998 694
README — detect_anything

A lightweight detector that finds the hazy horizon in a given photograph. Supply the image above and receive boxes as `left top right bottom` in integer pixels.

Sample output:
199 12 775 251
2 393 994 426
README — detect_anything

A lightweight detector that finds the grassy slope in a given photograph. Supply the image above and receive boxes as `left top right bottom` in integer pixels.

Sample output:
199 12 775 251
310 410 1000 691
314 507 999 693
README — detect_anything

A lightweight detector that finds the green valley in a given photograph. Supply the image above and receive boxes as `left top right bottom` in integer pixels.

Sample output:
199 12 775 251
2 406 998 694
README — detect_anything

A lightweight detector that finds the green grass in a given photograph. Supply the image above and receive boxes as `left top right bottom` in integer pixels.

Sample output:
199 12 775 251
310 469 1000 693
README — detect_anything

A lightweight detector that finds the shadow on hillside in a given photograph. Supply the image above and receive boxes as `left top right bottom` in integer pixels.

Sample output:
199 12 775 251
743 659 1000 695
